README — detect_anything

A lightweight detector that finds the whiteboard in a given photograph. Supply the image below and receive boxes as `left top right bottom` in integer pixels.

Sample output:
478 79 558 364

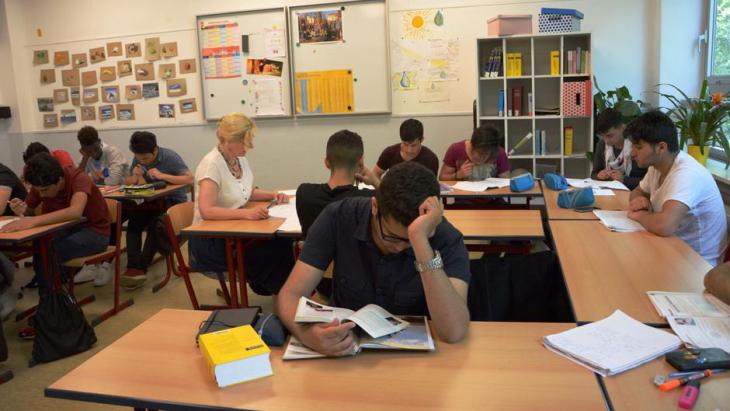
196 8 292 120
289 0 391 116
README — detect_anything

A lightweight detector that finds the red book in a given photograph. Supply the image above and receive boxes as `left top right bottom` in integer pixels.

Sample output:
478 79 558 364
514 86 523 117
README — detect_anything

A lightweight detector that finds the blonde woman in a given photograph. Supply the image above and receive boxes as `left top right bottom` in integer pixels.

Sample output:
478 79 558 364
189 113 294 297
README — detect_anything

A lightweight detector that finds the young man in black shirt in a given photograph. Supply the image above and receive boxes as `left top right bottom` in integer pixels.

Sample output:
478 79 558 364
373 118 439 178
0 164 27 216
280 162 470 356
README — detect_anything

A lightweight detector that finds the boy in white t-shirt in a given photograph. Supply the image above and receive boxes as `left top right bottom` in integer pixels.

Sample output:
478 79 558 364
626 111 727 266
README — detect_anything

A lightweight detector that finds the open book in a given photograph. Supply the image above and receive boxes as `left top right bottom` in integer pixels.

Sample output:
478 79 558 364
566 178 629 191
544 310 681 376
451 178 510 192
648 291 730 353
283 297 435 360
593 210 646 232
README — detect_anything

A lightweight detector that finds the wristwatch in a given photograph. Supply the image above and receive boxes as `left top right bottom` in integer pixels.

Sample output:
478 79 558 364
414 250 443 273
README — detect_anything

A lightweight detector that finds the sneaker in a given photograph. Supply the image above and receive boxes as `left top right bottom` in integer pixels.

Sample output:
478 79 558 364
120 268 147 290
0 288 19 321
73 264 98 284
19 326 35 340
93 262 112 287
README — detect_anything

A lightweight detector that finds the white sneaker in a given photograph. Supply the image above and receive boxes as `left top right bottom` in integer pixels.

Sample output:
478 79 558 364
73 264 98 284
93 262 112 287
0 288 19 321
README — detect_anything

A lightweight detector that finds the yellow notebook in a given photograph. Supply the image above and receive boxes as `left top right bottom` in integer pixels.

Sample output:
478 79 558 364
199 325 272 388
550 51 560 75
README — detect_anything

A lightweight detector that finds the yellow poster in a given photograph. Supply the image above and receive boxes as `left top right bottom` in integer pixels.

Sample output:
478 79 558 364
295 69 354 114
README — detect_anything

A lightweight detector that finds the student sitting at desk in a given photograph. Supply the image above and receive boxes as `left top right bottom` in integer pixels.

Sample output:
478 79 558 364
373 118 439 178
591 108 646 190
22 142 75 170
0 164 25 316
1 153 110 289
439 123 510 181
189 112 295 300
626 110 726 266
705 261 730 305
115 131 192 290
77 126 129 186
0 163 27 216
279 162 470 356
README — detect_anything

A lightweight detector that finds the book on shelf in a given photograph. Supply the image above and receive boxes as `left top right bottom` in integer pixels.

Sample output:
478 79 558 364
535 129 541 155
506 52 522 76
563 126 573 155
544 310 681 377
527 92 533 116
491 49 502 77
550 50 560 75
648 291 730 354
535 106 560 115
283 297 435 360
512 86 523 116
498 89 505 116
541 129 547 155
199 325 272 388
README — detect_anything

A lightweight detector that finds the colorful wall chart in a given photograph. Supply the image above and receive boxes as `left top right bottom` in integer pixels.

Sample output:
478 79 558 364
295 69 354 114
200 20 241 79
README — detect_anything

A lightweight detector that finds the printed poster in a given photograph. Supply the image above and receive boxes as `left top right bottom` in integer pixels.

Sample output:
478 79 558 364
295 69 354 114
200 20 241 79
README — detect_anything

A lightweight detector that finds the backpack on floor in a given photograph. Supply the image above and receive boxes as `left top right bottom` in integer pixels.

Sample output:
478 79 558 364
30 289 96 366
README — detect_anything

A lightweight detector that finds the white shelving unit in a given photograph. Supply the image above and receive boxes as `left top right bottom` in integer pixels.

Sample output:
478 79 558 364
476 32 593 178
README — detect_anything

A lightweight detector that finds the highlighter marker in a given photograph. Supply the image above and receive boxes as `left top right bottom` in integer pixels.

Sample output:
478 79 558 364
678 380 700 409
659 369 713 392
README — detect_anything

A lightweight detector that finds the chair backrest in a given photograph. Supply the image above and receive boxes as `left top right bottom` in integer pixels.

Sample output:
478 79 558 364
166 202 194 235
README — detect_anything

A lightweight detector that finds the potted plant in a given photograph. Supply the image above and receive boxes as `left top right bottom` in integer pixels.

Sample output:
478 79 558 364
593 77 649 123
657 79 730 167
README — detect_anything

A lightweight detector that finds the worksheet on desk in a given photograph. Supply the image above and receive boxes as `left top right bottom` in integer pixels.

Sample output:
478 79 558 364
0 218 19 229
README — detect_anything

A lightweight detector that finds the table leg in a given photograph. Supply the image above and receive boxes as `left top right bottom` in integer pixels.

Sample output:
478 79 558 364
236 240 248 307
225 238 238 308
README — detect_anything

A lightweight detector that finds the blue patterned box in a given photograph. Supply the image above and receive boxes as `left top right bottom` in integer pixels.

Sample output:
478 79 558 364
538 14 581 33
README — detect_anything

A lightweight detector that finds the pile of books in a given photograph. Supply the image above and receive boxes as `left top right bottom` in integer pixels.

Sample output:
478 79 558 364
505 52 523 76
484 47 503 77
565 48 590 74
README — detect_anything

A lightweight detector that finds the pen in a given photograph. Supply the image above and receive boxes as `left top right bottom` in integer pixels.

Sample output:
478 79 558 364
668 368 727 379
266 199 276 209
659 369 716 392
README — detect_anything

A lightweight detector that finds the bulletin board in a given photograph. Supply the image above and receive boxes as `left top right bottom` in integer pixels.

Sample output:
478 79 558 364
289 0 391 116
196 8 292 120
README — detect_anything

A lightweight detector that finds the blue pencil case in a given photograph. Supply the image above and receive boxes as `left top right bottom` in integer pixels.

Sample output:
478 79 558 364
510 173 534 193
557 187 594 209
544 172 568 191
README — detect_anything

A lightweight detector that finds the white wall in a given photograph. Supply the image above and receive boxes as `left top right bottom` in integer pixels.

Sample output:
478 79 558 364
0 0 708 188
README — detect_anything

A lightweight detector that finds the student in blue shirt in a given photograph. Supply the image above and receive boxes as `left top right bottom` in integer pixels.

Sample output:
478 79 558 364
120 131 192 289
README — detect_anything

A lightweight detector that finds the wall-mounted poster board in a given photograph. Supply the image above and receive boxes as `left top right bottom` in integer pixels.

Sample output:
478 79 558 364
288 0 391 116
196 8 292 120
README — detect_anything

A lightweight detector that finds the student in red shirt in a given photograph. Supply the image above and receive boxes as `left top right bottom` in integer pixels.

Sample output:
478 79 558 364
0 153 109 289
22 142 75 169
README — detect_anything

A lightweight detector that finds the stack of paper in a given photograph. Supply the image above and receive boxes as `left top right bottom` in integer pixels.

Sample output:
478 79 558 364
544 310 681 376
567 178 629 191
648 291 730 353
268 201 302 233
593 210 646 232
0 218 19 230
451 178 510 192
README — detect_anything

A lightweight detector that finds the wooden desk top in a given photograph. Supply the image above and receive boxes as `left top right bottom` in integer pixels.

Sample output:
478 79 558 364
0 217 86 244
543 188 630 220
550 220 711 324
182 202 283 238
445 209 544 240
46 309 606 411
440 180 543 198
104 183 191 200
603 352 730 410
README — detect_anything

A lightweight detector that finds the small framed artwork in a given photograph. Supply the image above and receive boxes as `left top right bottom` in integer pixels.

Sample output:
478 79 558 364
81 70 98 87
117 104 135 121
107 41 123 57
61 69 79 87
100 66 117 82
98 104 115 121
89 46 106 64
33 49 49 65
54 51 70 66
118 60 133 77
125 42 141 58
158 63 175 80
37 97 54 112
80 106 96 121
53 89 69 104
166 78 187 97
161 42 178 58
43 113 59 128
158 103 175 118
145 37 160 61
125 85 142 100
72 53 88 68
70 87 80 105
179 98 197 114
135 63 154 81
142 83 159 98
60 109 77 125
101 85 120 103
40 69 56 84
179 59 197 74
83 88 99 104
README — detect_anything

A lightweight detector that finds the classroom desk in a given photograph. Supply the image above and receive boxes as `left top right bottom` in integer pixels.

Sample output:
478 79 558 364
440 180 543 199
444 209 544 240
602 350 730 410
103 183 191 202
549 220 711 325
543 188 630 220
46 308 607 411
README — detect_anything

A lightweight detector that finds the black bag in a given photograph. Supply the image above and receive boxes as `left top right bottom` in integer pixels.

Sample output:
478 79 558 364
152 215 172 257
467 250 573 322
0 320 7 362
30 289 97 366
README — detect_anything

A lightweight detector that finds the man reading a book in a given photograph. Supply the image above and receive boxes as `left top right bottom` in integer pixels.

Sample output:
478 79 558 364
279 162 470 356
